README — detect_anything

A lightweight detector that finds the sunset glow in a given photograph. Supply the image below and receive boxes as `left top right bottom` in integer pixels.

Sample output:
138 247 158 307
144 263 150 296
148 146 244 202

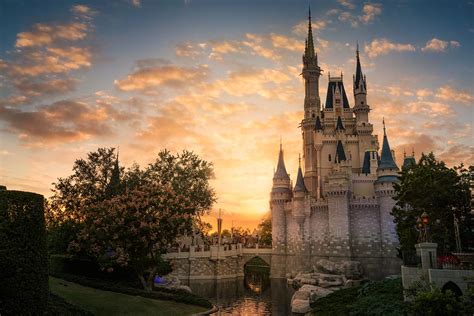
1 0 472 230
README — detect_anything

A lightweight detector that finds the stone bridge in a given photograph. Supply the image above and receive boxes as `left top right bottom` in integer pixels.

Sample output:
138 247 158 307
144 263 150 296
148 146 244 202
163 244 272 280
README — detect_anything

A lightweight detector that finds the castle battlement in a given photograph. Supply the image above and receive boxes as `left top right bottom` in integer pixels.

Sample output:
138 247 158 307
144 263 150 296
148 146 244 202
270 10 402 280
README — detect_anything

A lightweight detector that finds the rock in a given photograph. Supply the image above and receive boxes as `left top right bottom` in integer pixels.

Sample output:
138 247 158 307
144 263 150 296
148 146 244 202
318 279 342 288
344 279 363 288
300 284 333 300
314 259 362 278
291 298 311 314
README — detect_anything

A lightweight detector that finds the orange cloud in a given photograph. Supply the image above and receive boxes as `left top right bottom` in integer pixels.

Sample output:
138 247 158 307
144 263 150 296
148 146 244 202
365 38 416 58
421 38 460 53
435 85 473 104
114 64 210 93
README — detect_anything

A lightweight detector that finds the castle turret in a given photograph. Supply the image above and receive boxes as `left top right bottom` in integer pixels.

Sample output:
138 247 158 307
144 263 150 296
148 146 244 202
374 120 400 274
402 149 416 170
353 43 370 123
270 142 291 277
293 156 307 226
301 8 322 197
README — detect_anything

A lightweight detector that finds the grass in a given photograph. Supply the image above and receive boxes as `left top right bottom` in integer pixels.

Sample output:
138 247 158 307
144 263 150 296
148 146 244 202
49 277 208 316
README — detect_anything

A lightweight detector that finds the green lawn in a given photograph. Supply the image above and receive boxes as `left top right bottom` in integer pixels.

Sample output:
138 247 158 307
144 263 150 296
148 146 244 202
49 277 207 316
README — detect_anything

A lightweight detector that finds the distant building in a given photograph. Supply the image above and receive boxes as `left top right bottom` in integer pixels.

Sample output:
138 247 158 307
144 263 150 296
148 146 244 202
270 11 408 279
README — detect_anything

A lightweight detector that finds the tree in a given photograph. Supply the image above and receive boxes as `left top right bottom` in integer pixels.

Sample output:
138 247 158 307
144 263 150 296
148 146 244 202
257 217 272 246
50 148 216 290
49 147 121 224
392 153 473 253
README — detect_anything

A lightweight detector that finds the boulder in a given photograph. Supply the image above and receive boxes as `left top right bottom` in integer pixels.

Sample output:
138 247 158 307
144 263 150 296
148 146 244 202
314 259 362 278
291 298 311 314
299 284 333 301
344 279 363 288
318 279 342 288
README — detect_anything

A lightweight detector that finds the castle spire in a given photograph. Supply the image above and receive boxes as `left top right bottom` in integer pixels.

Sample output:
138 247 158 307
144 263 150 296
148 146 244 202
378 120 398 170
336 116 345 131
305 5 315 58
354 41 364 92
294 154 307 192
274 142 290 181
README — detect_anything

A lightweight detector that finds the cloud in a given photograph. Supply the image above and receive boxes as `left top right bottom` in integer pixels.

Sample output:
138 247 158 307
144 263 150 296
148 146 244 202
364 38 416 58
71 4 97 17
435 85 474 104
15 22 89 48
292 19 327 36
360 3 382 24
129 0 141 8
114 63 210 93
1 5 95 104
0 100 113 144
421 38 461 52
338 0 355 9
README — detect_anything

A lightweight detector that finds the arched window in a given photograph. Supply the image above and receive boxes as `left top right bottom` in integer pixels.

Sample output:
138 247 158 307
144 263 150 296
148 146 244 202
328 154 331 161
442 281 463 297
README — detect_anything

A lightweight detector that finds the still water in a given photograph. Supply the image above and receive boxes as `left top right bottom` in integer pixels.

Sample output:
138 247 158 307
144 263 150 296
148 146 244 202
187 277 296 316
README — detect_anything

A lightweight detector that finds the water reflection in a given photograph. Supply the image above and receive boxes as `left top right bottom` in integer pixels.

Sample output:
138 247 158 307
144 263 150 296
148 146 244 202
186 278 294 316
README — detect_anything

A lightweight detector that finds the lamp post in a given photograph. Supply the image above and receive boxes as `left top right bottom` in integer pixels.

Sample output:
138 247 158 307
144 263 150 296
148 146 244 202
420 211 430 242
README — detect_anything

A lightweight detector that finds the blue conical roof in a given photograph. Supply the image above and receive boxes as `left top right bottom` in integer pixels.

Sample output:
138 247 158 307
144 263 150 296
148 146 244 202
294 159 307 192
274 144 290 180
378 125 398 170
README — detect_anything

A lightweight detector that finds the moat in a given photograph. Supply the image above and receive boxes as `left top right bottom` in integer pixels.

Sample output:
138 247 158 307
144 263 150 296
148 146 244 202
187 278 295 315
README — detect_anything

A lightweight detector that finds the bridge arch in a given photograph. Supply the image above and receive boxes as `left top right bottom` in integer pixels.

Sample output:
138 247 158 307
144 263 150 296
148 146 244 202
442 281 463 297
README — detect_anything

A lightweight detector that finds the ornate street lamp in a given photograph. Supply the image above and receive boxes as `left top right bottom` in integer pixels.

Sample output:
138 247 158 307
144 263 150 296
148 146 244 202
420 211 430 242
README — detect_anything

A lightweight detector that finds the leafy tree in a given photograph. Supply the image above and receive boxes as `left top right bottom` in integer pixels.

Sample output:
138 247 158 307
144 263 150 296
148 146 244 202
50 148 216 290
49 148 121 223
257 217 272 246
392 153 472 253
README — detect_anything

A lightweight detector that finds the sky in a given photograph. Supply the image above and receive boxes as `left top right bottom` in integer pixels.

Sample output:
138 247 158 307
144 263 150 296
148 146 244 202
1 0 473 230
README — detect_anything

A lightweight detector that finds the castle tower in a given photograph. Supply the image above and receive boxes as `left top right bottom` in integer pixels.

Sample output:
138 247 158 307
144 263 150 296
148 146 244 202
301 8 322 197
374 120 400 274
291 156 311 272
353 43 369 122
352 45 375 169
270 143 291 277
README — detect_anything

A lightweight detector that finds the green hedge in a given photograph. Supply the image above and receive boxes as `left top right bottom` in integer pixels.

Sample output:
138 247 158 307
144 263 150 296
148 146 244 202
0 189 48 315
51 272 213 309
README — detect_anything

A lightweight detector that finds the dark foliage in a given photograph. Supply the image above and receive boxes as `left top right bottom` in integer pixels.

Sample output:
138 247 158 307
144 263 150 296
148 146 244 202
0 189 48 315
392 153 473 253
312 278 408 316
51 273 213 308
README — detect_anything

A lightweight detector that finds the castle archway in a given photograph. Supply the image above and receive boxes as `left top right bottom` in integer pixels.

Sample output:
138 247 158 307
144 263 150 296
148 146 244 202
442 281 463 297
244 256 270 294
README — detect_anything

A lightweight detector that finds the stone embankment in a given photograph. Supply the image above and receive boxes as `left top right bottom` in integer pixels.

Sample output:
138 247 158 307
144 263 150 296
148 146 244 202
288 259 367 314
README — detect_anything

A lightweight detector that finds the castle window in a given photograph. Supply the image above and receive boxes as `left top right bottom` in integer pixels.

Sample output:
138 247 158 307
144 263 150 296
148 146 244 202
361 101 364 104
328 154 331 161
312 113 315 118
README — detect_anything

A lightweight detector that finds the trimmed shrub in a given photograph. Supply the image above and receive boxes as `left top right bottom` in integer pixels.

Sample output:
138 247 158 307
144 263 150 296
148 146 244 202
0 189 48 315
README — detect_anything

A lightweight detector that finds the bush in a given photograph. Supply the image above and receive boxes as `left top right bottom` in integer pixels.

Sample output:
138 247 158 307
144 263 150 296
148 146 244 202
51 273 213 308
410 287 462 316
312 277 408 316
0 189 48 315
47 220 83 254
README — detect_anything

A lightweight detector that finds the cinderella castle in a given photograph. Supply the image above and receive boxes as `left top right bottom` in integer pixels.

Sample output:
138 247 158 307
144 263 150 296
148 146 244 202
270 12 414 280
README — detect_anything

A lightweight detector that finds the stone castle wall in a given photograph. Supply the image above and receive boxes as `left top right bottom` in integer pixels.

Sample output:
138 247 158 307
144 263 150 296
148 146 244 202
270 197 401 280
